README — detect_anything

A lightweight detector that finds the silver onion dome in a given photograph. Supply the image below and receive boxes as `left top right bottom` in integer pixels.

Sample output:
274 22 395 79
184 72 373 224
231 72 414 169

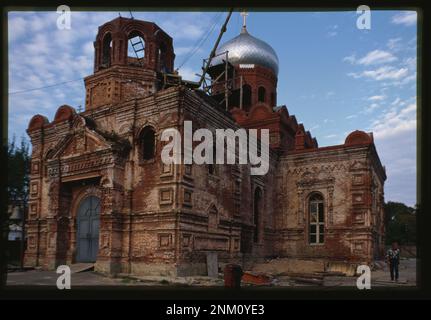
212 27 279 75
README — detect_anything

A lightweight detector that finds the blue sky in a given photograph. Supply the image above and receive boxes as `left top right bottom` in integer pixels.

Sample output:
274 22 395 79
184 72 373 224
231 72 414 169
8 10 417 206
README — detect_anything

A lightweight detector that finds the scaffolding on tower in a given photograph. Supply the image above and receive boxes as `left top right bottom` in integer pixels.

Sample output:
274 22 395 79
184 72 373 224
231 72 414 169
158 8 244 111
203 51 242 111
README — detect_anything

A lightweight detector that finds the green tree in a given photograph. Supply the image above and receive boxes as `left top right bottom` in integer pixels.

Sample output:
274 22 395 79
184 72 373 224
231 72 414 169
6 137 31 270
7 136 30 207
384 201 416 245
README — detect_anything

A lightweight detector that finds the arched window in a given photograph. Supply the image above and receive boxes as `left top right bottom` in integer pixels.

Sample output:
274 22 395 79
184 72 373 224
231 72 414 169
258 86 266 102
157 42 167 72
102 33 112 67
309 193 324 244
140 126 155 160
253 187 262 243
242 84 252 111
127 31 145 65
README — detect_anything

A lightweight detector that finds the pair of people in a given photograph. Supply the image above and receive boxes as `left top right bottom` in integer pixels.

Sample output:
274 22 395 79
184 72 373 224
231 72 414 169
386 241 401 281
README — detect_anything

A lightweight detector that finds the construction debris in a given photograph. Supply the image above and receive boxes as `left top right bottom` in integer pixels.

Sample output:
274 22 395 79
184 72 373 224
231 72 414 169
251 257 326 275
241 271 272 285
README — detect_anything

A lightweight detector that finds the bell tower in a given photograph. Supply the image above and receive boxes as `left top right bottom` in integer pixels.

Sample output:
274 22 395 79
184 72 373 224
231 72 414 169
84 17 175 110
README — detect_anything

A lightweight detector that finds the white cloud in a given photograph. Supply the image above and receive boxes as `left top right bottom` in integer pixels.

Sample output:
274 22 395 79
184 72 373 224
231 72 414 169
344 38 416 88
324 134 337 139
7 11 417 205
174 46 204 56
8 16 27 41
8 12 110 140
178 66 199 82
343 50 397 66
391 11 417 27
83 41 94 57
28 13 54 31
364 103 380 113
387 37 402 51
326 24 338 37
400 102 416 115
8 11 218 144
339 20 416 205
357 50 397 66
166 23 204 40
381 72 416 88
391 97 402 106
371 99 417 206
402 56 417 69
367 95 386 101
371 101 416 140
325 91 335 98
348 66 408 81
158 12 213 41
343 54 356 64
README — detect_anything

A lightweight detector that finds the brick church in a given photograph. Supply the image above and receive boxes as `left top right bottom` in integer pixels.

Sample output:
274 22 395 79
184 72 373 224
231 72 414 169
24 15 386 276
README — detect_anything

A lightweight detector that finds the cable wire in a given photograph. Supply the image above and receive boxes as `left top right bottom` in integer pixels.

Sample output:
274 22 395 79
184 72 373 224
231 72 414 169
9 78 83 95
9 12 226 95
176 12 223 70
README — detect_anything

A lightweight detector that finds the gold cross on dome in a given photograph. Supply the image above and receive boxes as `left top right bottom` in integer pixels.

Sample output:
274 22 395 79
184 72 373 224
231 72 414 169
240 10 248 28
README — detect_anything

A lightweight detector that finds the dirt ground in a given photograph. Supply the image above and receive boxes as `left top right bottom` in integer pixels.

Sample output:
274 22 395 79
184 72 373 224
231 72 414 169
5 258 416 289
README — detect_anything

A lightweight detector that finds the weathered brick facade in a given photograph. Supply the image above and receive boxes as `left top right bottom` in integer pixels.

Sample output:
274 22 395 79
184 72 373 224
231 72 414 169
24 17 386 276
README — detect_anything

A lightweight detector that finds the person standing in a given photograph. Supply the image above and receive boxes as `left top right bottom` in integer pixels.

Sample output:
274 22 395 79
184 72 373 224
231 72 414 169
386 241 401 281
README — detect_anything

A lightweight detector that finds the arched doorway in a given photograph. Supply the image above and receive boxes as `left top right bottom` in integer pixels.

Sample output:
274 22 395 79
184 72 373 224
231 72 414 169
76 196 100 262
